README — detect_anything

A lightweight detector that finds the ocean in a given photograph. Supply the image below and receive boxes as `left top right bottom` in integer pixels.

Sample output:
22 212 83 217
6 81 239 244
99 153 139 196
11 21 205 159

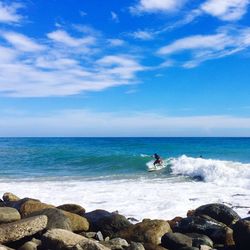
0 137 249 221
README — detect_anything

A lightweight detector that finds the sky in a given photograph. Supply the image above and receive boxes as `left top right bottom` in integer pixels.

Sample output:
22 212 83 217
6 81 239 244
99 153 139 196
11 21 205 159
0 0 250 136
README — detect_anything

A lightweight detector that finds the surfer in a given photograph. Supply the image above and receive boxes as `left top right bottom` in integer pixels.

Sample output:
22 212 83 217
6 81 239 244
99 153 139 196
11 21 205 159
152 153 163 166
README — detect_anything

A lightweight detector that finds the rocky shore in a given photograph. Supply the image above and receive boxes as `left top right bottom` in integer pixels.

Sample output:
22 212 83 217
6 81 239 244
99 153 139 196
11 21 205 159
0 192 249 250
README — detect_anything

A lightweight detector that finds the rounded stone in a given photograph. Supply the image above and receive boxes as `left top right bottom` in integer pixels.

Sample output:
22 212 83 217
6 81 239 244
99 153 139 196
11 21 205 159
0 207 21 224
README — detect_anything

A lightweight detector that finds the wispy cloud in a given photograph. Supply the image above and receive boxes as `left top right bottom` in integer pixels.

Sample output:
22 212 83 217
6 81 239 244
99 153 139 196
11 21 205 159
158 26 250 67
130 0 187 14
131 30 154 40
111 11 119 22
1 109 250 136
0 1 23 24
201 0 250 21
0 28 145 97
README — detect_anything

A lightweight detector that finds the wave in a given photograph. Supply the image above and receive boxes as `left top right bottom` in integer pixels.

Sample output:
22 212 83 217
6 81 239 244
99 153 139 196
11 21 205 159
169 155 250 187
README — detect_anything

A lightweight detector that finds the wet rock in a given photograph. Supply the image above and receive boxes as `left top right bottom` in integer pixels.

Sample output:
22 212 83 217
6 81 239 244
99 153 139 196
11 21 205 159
233 217 250 250
19 200 54 217
85 209 131 237
117 219 172 245
175 216 229 244
0 215 47 244
101 238 129 249
0 207 21 224
26 208 72 231
161 232 192 249
178 247 199 250
63 210 89 232
18 239 41 250
194 203 240 226
57 204 85 216
2 193 20 202
126 242 145 250
185 233 213 248
142 243 167 250
0 244 14 250
167 217 182 231
5 198 41 211
41 229 85 249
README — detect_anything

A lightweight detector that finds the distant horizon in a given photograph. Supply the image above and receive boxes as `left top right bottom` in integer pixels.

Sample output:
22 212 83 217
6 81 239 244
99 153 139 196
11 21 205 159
0 0 250 136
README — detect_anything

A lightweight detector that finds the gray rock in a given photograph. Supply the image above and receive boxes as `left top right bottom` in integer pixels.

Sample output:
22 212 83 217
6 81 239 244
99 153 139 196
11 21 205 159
194 203 240 226
0 215 47 244
126 242 145 250
85 209 132 238
161 232 192 249
178 247 199 250
101 238 129 249
185 233 213 248
0 207 21 224
26 208 72 231
2 193 20 202
41 228 85 249
72 239 110 250
175 216 229 244
233 217 250 250
0 244 14 250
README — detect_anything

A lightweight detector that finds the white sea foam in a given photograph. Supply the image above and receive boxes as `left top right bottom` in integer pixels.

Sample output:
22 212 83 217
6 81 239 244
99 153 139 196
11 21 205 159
170 155 250 188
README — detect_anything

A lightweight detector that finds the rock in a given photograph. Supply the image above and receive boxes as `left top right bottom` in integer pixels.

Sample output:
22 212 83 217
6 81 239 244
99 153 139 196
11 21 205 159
96 231 104 241
117 219 172 245
2 193 20 202
85 209 131 237
142 243 167 250
41 229 85 249
26 208 72 231
18 239 41 250
0 244 14 250
178 247 199 250
63 210 89 232
175 216 230 244
5 198 41 211
72 239 110 250
57 204 85 216
79 232 97 239
194 203 240 226
199 245 212 250
127 242 145 250
185 233 213 248
167 217 182 231
19 200 54 217
0 207 21 224
0 215 47 244
101 238 129 249
233 217 250 250
161 232 192 249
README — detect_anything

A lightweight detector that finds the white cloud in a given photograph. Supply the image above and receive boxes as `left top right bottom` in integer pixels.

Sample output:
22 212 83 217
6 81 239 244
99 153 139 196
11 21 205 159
201 0 250 21
2 32 45 52
158 27 250 67
0 29 144 97
131 30 154 40
111 11 119 22
1 109 250 136
0 1 22 24
47 30 95 48
107 39 125 46
131 0 186 13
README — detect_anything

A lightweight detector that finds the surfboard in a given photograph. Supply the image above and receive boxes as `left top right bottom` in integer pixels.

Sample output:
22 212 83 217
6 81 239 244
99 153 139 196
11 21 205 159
147 162 166 172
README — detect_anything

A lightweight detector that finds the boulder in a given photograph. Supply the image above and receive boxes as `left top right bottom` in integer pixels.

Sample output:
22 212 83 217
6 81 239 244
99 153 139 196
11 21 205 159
117 219 172 245
161 232 192 249
175 216 230 244
0 244 14 250
127 242 145 250
18 239 41 250
178 247 199 250
0 215 47 244
185 233 213 248
167 217 182 231
233 217 250 250
5 198 41 211
72 239 110 250
26 208 72 231
63 210 89 232
194 203 240 226
19 200 54 217
101 237 129 249
142 243 167 250
84 209 131 237
41 229 85 249
2 193 20 202
0 207 21 224
57 204 85 216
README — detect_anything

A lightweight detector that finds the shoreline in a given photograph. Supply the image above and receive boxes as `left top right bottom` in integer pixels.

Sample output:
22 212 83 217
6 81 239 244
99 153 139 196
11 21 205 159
0 192 249 250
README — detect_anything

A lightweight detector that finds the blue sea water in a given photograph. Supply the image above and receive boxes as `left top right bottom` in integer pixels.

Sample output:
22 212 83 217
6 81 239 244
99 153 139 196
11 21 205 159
0 137 250 219
0 137 250 179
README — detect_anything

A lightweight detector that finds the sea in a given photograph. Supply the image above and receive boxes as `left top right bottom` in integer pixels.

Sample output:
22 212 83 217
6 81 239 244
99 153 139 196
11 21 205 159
0 137 249 221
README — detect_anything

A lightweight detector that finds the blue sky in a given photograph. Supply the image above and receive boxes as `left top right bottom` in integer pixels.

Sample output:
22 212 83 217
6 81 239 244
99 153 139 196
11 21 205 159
0 0 250 136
